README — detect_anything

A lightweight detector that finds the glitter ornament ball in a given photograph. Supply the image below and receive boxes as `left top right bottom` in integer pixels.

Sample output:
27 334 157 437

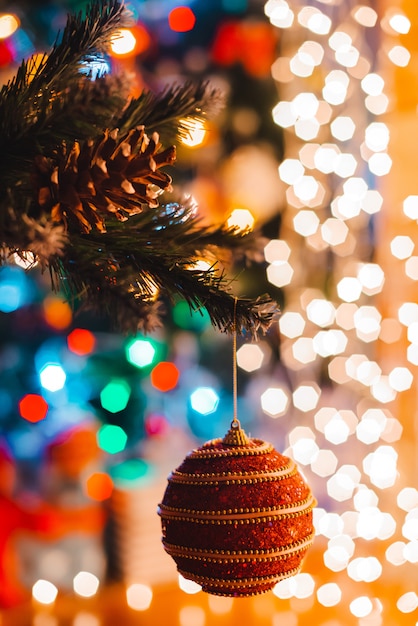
158 421 316 597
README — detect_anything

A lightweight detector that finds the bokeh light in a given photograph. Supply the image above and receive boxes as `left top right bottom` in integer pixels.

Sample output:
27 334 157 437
19 394 48 423
150 361 180 392
97 424 127 454
100 380 131 413
168 7 196 32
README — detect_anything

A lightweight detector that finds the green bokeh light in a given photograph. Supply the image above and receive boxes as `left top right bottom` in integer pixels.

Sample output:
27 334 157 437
100 379 131 413
173 300 211 332
97 424 128 454
109 458 156 488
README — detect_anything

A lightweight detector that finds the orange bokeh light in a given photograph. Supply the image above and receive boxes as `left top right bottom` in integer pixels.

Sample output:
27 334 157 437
19 394 48 423
150 361 180 392
67 328 96 355
168 7 196 32
85 472 114 501
43 296 72 330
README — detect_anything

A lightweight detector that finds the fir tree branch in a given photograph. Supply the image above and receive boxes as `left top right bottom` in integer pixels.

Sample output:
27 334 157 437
51 206 278 336
0 1 127 185
117 81 225 142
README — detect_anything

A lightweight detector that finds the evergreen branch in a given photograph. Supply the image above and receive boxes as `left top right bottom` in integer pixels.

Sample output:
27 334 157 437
50 207 278 336
0 1 127 186
0 1 126 138
117 81 225 141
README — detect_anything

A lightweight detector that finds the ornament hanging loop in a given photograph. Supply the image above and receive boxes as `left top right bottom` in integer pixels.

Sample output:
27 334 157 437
222 297 250 446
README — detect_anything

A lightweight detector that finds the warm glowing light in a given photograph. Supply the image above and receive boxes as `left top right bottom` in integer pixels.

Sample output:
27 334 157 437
390 235 414 259
323 413 350 445
397 487 418 512
268 1 294 29
350 596 373 618
327 467 360 501
389 13 411 34
178 574 202 594
403 195 418 219
292 337 316 364
347 556 382 582
397 592 418 613
292 383 320 411
126 583 153 611
357 263 385 294
180 119 206 147
405 256 418 280
363 446 398 489
368 152 393 176
317 582 342 606
208 595 233 615
388 366 413 392
314 144 340 173
293 175 319 201
306 299 335 327
352 6 378 27
32 579 58 604
266 261 294 287
278 158 304 184
73 572 100 598
311 449 338 477
260 386 289 417
279 311 305 338
330 116 356 141
313 329 347 357
293 210 320 236
388 45 411 67
226 208 255 232
264 239 291 263
12 251 37 269
398 301 418 326
110 29 137 55
0 13 19 39
365 122 390 152
236 343 265 372
337 277 362 302
362 189 383 214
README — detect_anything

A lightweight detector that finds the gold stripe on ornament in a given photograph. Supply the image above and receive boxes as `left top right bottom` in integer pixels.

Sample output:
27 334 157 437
162 533 315 562
177 566 302 592
168 459 297 485
158 493 316 523
188 439 274 459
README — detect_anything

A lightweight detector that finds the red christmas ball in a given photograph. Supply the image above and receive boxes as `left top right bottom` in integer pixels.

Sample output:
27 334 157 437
158 421 316 597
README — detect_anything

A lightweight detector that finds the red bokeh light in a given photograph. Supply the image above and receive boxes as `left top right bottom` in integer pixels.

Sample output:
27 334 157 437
67 328 96 355
168 7 196 32
19 394 48 423
150 362 180 392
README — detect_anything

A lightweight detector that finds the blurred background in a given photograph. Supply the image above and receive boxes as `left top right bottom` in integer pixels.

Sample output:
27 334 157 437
0 0 418 624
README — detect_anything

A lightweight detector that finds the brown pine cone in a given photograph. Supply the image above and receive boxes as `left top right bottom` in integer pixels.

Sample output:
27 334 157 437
32 126 176 233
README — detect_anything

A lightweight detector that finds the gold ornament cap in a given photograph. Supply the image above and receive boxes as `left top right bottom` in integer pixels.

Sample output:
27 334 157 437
222 419 250 446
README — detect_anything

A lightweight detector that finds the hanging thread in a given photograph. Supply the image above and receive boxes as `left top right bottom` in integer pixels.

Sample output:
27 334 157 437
232 296 238 425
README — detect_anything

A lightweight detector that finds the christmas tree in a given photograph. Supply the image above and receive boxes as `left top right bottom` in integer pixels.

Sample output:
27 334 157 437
0 0 277 336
